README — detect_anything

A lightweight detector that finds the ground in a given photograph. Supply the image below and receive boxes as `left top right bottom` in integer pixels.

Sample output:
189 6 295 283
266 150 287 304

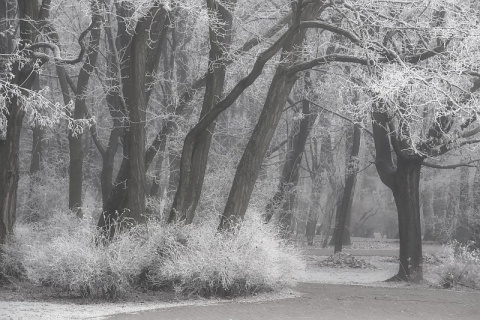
1 238 479 319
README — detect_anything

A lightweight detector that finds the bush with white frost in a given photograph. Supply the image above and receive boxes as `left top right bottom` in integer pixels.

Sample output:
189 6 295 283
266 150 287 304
0 211 304 299
148 215 304 296
432 241 480 289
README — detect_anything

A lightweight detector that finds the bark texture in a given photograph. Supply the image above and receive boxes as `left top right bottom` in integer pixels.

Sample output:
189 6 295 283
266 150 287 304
219 2 322 230
372 109 424 282
0 0 38 245
265 98 317 236
98 5 168 237
169 0 236 224
68 0 102 217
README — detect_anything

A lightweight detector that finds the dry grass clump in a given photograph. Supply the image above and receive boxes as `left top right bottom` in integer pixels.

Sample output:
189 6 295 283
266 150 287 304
148 215 304 297
1 211 303 299
431 241 480 290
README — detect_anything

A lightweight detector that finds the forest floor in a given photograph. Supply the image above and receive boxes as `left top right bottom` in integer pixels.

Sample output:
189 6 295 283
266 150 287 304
1 238 479 319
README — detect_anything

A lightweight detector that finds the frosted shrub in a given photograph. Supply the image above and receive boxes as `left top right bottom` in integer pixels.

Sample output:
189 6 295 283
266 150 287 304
5 215 121 297
432 241 480 289
148 214 305 297
1 211 304 299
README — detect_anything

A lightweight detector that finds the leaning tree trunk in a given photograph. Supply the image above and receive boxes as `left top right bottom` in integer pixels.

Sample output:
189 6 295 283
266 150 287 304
333 123 361 253
218 2 322 230
266 98 317 236
169 0 236 224
218 70 294 230
391 157 424 282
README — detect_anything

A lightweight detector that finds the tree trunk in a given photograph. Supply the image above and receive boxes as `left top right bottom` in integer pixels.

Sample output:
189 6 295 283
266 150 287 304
305 194 319 246
333 123 361 253
267 98 317 236
169 0 236 224
98 5 168 237
0 0 38 246
305 150 322 246
219 2 322 230
391 157 423 282
219 72 294 230
29 76 44 175
372 109 424 282
0 97 24 245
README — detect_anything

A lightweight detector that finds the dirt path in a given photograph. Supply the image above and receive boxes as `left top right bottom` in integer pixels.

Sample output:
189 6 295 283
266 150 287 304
101 282 480 320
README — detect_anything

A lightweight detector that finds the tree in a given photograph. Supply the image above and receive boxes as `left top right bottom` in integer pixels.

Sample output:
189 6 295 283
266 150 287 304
265 96 317 236
169 0 237 224
97 2 169 238
1 0 94 245
362 1 480 281
38 0 102 217
219 0 324 230
332 122 361 252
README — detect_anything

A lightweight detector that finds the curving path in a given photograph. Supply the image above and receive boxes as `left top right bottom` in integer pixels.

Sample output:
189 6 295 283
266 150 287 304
101 282 480 320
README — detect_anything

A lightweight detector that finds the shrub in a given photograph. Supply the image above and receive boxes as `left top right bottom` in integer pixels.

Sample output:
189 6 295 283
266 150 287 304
1 210 303 299
2 213 124 298
431 241 480 290
148 214 305 297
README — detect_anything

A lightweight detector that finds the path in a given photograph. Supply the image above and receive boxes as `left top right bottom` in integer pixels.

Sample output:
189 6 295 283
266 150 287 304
101 282 480 320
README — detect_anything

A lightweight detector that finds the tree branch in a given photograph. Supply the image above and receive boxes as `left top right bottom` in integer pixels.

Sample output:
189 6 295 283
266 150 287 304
267 139 288 158
286 54 370 76
423 158 480 169
28 16 98 65
306 99 373 137
65 73 106 156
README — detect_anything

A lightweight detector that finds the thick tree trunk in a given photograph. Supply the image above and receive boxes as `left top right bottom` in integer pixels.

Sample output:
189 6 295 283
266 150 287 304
99 126 121 205
68 2 101 217
333 123 361 253
0 97 24 245
219 3 322 230
391 157 423 282
219 72 294 230
372 109 424 282
68 132 84 214
98 6 167 237
30 125 44 175
0 0 39 246
169 0 236 224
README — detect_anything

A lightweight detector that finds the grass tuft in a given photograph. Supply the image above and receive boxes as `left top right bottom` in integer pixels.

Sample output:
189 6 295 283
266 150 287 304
1 211 303 299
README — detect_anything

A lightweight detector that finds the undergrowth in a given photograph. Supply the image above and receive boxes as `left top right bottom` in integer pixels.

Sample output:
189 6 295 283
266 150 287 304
0 211 304 299
432 241 480 290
